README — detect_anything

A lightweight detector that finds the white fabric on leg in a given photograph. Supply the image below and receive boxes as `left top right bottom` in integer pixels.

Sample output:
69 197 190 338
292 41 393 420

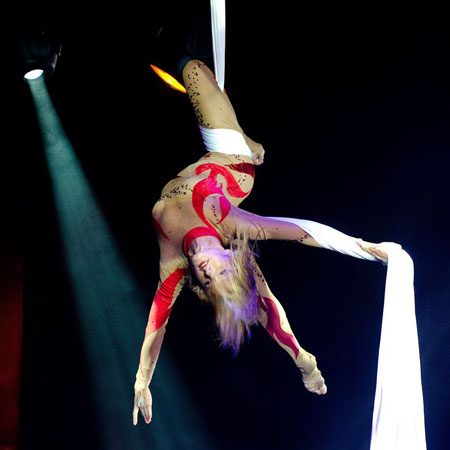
270 217 427 450
199 125 252 157
210 0 226 92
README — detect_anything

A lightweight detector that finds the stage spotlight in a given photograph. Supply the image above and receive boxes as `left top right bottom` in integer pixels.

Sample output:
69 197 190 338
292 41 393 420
18 30 61 80
24 69 44 80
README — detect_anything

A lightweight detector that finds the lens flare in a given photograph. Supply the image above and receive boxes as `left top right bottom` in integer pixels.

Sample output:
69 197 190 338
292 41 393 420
150 65 187 94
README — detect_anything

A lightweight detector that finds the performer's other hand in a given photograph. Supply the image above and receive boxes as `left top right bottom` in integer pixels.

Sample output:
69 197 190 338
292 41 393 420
133 387 152 425
251 144 265 166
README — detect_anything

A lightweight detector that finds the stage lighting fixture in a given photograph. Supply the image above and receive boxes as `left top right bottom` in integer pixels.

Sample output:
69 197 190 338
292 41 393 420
24 69 44 80
18 30 61 80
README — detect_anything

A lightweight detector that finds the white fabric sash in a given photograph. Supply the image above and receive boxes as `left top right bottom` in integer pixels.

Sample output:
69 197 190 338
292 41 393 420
199 125 252 157
271 217 427 450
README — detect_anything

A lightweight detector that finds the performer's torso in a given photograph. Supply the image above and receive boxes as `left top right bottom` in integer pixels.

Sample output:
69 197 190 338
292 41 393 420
152 152 255 262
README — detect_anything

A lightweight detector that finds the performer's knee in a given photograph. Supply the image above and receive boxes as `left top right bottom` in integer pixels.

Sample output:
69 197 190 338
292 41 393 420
182 59 205 82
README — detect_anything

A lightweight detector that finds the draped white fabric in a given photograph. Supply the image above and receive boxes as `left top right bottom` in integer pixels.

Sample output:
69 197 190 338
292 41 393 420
370 249 427 450
271 217 427 450
210 0 226 91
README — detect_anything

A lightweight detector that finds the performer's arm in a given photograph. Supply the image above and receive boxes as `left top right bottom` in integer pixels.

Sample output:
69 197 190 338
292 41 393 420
227 207 322 247
252 261 327 395
226 206 390 262
132 264 186 425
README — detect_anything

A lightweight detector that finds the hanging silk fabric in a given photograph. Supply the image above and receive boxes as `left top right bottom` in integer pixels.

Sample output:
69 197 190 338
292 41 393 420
208 2 427 448
210 0 226 92
271 219 427 450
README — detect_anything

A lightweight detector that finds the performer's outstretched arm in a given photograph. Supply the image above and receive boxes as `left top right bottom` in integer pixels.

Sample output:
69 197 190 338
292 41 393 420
226 206 390 262
252 260 327 395
132 263 186 426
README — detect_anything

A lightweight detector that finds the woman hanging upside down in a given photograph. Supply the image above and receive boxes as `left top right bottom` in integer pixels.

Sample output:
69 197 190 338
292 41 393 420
132 60 390 426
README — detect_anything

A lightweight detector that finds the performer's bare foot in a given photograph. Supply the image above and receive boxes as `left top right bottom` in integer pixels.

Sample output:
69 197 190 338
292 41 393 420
297 352 327 395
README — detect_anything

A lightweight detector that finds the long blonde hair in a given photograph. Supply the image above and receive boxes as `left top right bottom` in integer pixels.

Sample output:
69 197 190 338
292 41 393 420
188 232 259 355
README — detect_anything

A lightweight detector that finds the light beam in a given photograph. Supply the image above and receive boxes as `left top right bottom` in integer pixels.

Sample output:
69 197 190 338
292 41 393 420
27 77 216 449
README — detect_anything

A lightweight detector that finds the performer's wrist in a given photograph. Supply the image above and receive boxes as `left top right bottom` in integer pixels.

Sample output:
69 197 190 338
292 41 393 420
356 239 394 264
135 365 151 390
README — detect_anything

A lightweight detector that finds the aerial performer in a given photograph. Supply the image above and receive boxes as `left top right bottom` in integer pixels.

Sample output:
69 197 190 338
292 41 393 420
132 56 390 421
133 3 426 449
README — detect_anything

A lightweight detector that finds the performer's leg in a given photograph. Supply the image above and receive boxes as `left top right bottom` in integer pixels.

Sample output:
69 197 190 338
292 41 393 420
252 261 327 395
182 59 243 131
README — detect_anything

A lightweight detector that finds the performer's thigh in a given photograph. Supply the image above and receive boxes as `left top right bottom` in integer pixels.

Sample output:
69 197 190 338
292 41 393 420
182 60 240 130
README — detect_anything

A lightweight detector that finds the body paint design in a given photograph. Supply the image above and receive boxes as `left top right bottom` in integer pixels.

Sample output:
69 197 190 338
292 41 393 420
145 268 186 337
182 226 223 256
152 217 170 241
185 62 211 128
192 163 251 227
225 162 255 178
297 233 310 243
257 295 300 359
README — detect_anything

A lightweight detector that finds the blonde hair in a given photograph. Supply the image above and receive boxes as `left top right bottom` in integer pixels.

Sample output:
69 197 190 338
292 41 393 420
188 232 259 355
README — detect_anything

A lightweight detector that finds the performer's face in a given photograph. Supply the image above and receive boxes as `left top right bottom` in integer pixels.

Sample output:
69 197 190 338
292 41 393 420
190 247 234 292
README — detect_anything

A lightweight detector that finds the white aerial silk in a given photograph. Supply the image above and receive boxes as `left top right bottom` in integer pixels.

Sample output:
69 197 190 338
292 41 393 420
199 125 252 157
210 0 226 91
271 218 427 450
209 0 427 445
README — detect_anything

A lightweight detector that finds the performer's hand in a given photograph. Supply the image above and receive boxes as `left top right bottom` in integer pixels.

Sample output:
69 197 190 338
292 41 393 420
133 387 152 425
251 144 265 166
357 240 402 264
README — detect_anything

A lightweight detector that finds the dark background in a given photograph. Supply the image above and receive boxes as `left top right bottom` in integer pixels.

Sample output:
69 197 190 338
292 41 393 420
2 1 450 449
